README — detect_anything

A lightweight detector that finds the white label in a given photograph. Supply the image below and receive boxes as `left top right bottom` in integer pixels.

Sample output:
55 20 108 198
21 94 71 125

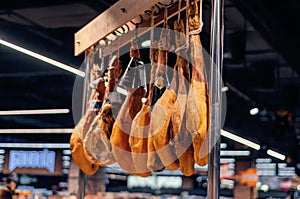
9 149 56 173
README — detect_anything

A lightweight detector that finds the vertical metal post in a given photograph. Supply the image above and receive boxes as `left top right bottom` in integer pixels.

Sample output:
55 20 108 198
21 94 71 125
207 0 224 198
77 52 91 199
78 170 86 199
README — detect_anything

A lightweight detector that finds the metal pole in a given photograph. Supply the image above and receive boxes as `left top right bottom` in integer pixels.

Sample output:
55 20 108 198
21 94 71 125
77 52 91 199
78 170 86 199
207 0 224 198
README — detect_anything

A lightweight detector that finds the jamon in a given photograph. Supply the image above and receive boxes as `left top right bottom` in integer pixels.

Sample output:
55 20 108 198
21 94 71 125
129 41 164 174
70 52 105 174
170 19 195 176
110 40 147 176
186 1 209 166
148 26 180 170
83 56 121 166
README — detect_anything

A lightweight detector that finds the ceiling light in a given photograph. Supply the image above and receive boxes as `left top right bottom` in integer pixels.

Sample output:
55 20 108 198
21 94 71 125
0 38 85 77
0 143 70 148
0 128 73 134
267 149 286 161
221 129 261 150
0 109 69 115
220 150 250 156
250 107 259 115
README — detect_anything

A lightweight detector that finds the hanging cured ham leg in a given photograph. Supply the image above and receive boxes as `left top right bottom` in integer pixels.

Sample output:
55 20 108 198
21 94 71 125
99 56 122 140
171 19 195 176
70 52 105 174
83 56 121 166
110 40 147 176
83 79 116 166
186 0 210 166
130 41 164 174
148 26 180 171
83 52 121 166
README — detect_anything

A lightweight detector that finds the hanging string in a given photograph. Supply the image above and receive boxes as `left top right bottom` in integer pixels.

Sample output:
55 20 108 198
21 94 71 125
189 0 203 35
177 0 182 22
149 6 155 62
158 5 169 49
175 0 190 53
117 35 120 58
163 5 168 28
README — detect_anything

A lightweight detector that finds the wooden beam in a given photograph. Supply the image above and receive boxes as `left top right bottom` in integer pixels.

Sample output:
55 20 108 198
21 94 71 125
98 1 188 58
74 0 160 56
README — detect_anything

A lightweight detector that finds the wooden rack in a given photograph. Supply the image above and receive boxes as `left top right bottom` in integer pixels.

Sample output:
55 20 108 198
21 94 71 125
74 0 188 56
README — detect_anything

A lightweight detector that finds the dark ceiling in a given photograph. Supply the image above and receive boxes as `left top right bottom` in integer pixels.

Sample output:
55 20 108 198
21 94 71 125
0 0 299 166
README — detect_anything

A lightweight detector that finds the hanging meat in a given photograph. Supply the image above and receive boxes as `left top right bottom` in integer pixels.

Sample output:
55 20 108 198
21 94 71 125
70 51 105 175
129 40 164 174
148 25 180 171
98 56 123 139
170 19 195 176
110 40 147 176
186 0 209 166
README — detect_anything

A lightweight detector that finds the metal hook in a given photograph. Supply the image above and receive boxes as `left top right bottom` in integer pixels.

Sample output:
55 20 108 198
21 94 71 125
158 0 174 7
114 29 123 36
98 39 107 48
144 4 161 17
130 14 144 27
123 24 130 34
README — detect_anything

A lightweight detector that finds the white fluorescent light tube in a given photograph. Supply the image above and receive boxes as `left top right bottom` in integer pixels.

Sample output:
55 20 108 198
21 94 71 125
0 143 70 148
267 149 286 161
0 109 69 115
221 129 261 150
0 38 85 77
0 128 73 134
220 150 250 156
